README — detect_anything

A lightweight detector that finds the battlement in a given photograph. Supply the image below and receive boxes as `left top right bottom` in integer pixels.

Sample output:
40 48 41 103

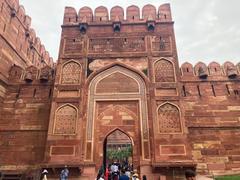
8 64 55 83
181 61 240 78
63 4 172 25
0 0 53 68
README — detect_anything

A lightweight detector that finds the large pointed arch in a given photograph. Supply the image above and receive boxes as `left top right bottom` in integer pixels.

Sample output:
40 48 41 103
85 64 150 161
86 62 149 87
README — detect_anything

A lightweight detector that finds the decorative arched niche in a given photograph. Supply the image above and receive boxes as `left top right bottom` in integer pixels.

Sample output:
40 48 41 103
157 102 182 133
8 65 23 81
24 66 38 82
154 58 175 82
53 104 78 135
61 60 81 84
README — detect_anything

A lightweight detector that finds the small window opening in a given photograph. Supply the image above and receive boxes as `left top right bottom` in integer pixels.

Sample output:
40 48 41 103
73 39 76 42
148 24 154 31
80 26 87 34
3 24 6 32
164 14 167 19
69 18 71 22
33 88 36 97
186 68 189 72
113 25 120 32
197 85 201 97
49 88 52 98
132 16 134 20
100 17 102 21
234 90 239 95
226 84 230 95
211 84 216 96
214 67 217 72
124 38 127 42
16 87 21 98
182 85 186 97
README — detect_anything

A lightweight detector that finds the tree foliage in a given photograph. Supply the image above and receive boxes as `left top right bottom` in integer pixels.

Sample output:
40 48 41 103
106 146 132 161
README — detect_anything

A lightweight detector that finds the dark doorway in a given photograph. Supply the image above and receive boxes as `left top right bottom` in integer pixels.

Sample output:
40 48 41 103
103 129 133 174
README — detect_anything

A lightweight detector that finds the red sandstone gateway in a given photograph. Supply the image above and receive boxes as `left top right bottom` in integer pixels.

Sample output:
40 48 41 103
0 0 240 179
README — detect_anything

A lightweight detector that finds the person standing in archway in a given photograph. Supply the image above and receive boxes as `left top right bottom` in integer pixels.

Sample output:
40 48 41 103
119 169 129 180
185 169 196 180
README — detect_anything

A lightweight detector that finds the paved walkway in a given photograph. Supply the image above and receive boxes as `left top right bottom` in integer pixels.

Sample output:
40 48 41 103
196 175 214 180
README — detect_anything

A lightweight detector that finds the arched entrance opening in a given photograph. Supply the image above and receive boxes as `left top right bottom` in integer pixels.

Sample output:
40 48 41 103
85 65 150 176
103 129 133 175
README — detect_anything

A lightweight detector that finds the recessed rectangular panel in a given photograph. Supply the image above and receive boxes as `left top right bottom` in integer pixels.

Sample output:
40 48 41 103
86 142 92 160
58 90 79 97
50 146 75 156
144 141 150 159
160 145 186 155
155 88 177 96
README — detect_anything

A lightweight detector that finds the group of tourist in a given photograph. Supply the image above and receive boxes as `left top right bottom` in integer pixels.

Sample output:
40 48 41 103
96 164 197 180
96 161 145 180
41 165 196 180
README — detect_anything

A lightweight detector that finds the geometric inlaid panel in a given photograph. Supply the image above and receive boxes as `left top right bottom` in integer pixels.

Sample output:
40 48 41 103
64 38 83 54
97 105 136 126
61 61 81 84
89 37 145 53
54 104 77 134
95 72 139 94
158 103 181 133
152 36 171 52
154 60 175 82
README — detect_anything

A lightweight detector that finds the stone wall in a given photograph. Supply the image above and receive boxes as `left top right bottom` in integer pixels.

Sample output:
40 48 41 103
0 0 53 81
180 61 240 175
0 2 239 179
0 65 54 170
0 0 54 175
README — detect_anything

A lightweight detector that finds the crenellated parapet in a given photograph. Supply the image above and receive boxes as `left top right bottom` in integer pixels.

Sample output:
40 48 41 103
0 0 54 76
181 61 240 79
63 4 172 25
8 64 55 83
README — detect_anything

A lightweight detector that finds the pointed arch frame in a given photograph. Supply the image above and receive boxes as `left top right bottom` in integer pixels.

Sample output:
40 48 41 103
85 65 150 161
60 59 82 85
153 57 176 83
53 103 78 135
156 101 183 134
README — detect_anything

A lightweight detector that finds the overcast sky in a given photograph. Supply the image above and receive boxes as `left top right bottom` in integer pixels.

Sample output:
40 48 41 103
20 0 240 65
